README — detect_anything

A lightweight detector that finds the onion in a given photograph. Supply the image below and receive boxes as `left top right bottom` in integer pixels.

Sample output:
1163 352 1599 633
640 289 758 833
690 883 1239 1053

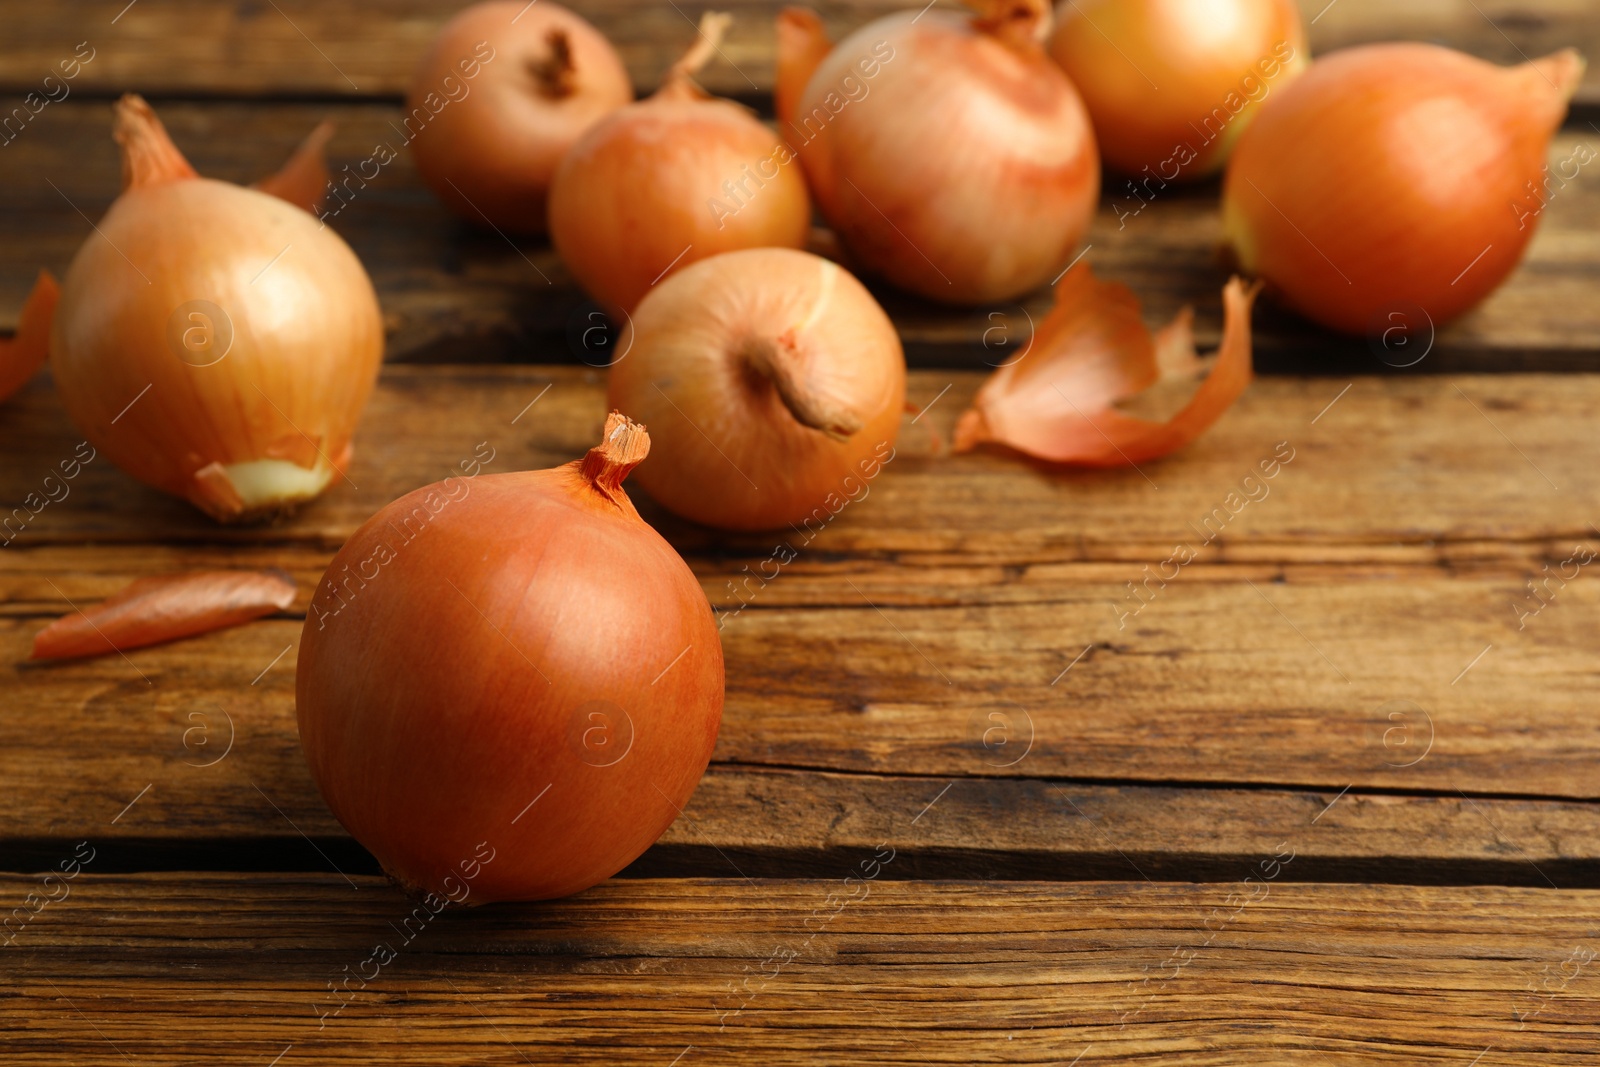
1222 44 1586 336
608 247 904 531
1048 0 1306 181
296 414 724 903
776 0 1098 304
550 12 811 310
49 95 383 521
408 0 632 234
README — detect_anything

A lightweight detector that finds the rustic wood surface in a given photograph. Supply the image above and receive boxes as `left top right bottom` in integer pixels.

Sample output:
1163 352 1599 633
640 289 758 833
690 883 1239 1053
1 0 1596 103
6 875 1600 1065
3 0 1600 1062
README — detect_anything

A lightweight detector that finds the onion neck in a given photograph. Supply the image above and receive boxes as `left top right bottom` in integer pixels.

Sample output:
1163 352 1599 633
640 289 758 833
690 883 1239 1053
970 0 1052 49
742 334 863 441
114 94 199 190
656 10 732 101
578 412 651 510
529 29 577 100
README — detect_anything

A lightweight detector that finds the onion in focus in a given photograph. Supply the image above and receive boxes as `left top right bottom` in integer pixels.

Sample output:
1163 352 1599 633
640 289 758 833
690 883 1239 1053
297 414 723 903
550 12 811 310
1048 0 1306 181
408 0 632 234
49 95 382 521
1222 43 1585 336
777 0 1098 304
608 247 905 531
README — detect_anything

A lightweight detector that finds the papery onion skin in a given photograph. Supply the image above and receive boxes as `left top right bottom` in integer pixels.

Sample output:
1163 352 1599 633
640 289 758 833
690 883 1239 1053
1222 44 1585 336
781 2 1098 304
1049 0 1306 180
0 271 60 405
409 1 632 235
608 247 905 531
49 96 383 522
550 13 811 310
31 569 295 661
296 415 723 903
954 265 1259 466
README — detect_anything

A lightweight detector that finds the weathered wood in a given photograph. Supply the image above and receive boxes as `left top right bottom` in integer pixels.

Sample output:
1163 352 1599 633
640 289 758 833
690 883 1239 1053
1 0 1596 103
4 752 1599 886
5 368 1600 554
4 370 1600 872
3 875 1598 1064
1 101 1596 368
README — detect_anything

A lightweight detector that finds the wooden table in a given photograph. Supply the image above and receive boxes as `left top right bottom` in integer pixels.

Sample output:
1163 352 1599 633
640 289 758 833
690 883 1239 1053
3 2 1599 1063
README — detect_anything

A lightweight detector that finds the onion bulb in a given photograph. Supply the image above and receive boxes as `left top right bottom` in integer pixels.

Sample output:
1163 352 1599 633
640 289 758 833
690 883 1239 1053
776 0 1097 304
297 414 723 903
608 247 904 531
49 95 382 521
408 0 632 234
1048 0 1306 180
550 12 810 310
1222 44 1586 336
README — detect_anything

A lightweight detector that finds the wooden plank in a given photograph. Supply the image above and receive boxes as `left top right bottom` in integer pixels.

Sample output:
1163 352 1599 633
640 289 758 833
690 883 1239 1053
3 875 1598 1064
4 749 1599 886
5 367 1600 553
0 102 1596 368
1 0 1596 104
5 371 1600 857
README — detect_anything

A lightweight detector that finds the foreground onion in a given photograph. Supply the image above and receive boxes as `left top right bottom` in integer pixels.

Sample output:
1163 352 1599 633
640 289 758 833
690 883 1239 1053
409 0 632 234
49 96 382 521
1048 0 1306 180
955 264 1259 465
550 13 810 309
777 0 1097 304
1222 44 1585 336
297 414 723 903
608 248 905 530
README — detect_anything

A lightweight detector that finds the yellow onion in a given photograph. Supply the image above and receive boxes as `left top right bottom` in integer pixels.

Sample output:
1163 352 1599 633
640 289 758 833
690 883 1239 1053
1048 0 1306 180
550 12 810 310
297 414 723 902
49 96 382 521
777 0 1098 304
1223 43 1585 336
608 248 904 531
408 0 632 234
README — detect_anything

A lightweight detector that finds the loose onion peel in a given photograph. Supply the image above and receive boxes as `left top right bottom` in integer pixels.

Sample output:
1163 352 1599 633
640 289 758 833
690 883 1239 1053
30 569 296 662
252 120 336 214
954 265 1260 466
0 271 60 405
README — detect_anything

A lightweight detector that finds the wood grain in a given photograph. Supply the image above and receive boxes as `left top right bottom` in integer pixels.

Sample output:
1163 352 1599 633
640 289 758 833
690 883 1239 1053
0 101 1596 369
1 0 1595 102
3 370 1600 872
3 875 1598 1064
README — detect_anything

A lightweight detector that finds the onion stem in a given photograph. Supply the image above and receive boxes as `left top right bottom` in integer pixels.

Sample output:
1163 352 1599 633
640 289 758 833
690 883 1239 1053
741 334 863 440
